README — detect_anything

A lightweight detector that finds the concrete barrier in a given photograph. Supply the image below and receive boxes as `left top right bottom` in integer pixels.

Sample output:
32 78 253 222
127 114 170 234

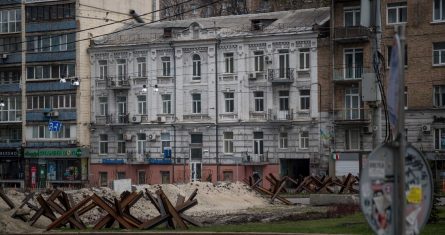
309 194 359 206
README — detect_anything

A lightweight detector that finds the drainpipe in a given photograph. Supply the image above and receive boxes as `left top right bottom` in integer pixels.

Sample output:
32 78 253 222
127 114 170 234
170 41 176 183
215 39 220 182
330 0 336 177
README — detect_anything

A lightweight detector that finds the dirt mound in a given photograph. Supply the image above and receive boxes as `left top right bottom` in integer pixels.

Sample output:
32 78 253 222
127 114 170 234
0 209 43 234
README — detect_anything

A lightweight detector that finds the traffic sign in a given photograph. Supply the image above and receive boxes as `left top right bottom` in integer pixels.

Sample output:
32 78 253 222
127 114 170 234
360 143 433 235
48 120 62 132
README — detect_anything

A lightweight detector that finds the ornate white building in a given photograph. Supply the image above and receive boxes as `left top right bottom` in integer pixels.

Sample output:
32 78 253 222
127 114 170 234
88 8 330 186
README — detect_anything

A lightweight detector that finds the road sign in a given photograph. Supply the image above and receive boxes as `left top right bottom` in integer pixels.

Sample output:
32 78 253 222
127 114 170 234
360 143 433 235
48 120 62 132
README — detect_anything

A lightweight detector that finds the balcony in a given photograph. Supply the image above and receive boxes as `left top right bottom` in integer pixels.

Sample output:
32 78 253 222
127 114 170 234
333 26 370 43
267 68 295 84
95 114 129 125
107 77 131 90
267 109 293 121
242 154 269 165
94 115 113 125
0 139 21 148
249 112 267 121
0 111 21 123
183 114 211 121
333 108 371 124
333 66 369 82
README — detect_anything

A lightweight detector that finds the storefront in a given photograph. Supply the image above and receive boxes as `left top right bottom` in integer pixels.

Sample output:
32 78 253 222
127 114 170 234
0 148 24 188
24 148 88 188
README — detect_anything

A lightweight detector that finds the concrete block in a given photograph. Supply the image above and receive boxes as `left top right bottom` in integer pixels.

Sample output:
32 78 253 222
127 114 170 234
309 194 359 206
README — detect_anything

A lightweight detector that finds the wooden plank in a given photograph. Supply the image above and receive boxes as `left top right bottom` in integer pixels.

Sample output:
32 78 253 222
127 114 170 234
176 194 185 207
159 190 187 230
145 189 161 212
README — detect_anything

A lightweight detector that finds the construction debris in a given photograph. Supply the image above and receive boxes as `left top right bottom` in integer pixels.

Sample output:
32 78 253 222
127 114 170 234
0 187 15 209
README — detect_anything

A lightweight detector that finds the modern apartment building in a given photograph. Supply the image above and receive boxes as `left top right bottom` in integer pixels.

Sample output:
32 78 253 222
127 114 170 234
88 8 330 187
0 0 151 188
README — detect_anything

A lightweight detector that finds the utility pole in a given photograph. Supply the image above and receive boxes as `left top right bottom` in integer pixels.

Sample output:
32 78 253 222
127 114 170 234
20 0 26 186
370 0 382 148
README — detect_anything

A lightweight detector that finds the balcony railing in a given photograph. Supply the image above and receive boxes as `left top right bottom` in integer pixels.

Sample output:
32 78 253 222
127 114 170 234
0 111 21 122
334 26 370 43
107 77 131 89
333 108 371 122
242 153 269 165
268 109 293 121
95 114 129 125
267 68 295 83
333 66 369 81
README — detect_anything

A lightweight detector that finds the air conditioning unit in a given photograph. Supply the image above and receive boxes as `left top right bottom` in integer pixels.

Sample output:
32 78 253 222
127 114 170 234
157 116 166 123
422 124 431 133
124 133 133 141
147 133 156 141
131 115 141 123
249 73 256 80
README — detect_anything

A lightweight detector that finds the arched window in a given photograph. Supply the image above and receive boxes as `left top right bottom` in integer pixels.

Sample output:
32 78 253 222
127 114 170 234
192 54 201 80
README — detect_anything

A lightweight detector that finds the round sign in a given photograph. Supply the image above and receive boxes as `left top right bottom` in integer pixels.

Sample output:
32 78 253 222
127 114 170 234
360 143 433 235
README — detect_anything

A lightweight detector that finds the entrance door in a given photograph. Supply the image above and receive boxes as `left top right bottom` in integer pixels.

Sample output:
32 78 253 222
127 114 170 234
117 96 127 123
190 162 202 182
161 171 170 184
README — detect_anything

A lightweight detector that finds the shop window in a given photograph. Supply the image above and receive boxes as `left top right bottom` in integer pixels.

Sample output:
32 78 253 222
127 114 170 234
99 172 108 187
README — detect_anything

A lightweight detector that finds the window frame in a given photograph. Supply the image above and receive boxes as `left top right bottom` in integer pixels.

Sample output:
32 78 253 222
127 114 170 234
299 131 309 149
192 54 201 80
224 52 234 74
298 48 310 71
98 96 108 116
117 134 126 154
253 132 264 155
137 95 147 115
223 132 234 154
192 93 201 114
161 56 171 77
224 92 234 113
162 94 172 114
433 42 445 66
300 89 310 111
99 134 108 154
344 7 361 27
253 91 264 112
434 85 445 108
254 51 264 72
433 0 445 22
345 129 361 150
137 57 147 78
387 2 407 25
279 132 288 149
98 60 108 80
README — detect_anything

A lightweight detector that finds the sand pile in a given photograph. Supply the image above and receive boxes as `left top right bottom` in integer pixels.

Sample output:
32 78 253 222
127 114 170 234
0 181 269 227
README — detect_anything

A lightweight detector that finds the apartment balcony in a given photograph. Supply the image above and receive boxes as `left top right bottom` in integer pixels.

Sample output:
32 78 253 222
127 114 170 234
333 108 371 124
248 71 267 82
218 74 238 82
0 111 21 123
106 77 131 90
333 26 370 43
0 139 21 148
267 68 295 84
242 153 269 165
267 109 293 121
95 114 129 125
333 66 369 82
183 114 211 121
249 111 268 121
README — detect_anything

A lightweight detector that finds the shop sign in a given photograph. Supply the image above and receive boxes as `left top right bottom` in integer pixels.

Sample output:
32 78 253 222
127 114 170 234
24 148 84 158
0 149 19 157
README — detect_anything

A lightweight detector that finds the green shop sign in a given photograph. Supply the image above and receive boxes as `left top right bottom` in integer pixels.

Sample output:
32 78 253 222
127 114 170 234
24 148 83 158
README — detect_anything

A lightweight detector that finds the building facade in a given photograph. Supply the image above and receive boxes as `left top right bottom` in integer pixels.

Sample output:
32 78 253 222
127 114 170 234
88 8 330 187
0 0 151 188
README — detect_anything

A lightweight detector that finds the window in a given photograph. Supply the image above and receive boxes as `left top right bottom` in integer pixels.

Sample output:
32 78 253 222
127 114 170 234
300 90 310 111
434 85 445 107
99 60 108 80
279 90 289 111
27 64 75 80
387 45 408 67
434 128 445 150
434 0 445 21
344 7 360 26
161 133 171 153
433 42 445 65
279 132 288 149
254 51 264 72
26 94 75 110
278 49 290 78
26 3 74 22
192 93 201 114
137 133 146 155
137 57 147 77
404 86 408 109
0 36 21 53
99 97 108 116
99 172 108 187
345 87 360 119
224 92 234 113
387 2 407 24
117 134 126 154
116 96 127 123
299 131 309 149
224 132 234 154
344 48 363 79
253 132 263 155
162 56 171 76
191 4 197 15
298 48 310 71
191 133 203 144
0 71 20 84
223 171 233 181
99 134 108 154
345 129 361 150
192 54 201 80
27 34 74 52
117 172 126 179
0 9 20 33
224 52 234 73
137 95 147 115
162 94 171 114
116 59 127 81
0 96 21 122
254 91 264 112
